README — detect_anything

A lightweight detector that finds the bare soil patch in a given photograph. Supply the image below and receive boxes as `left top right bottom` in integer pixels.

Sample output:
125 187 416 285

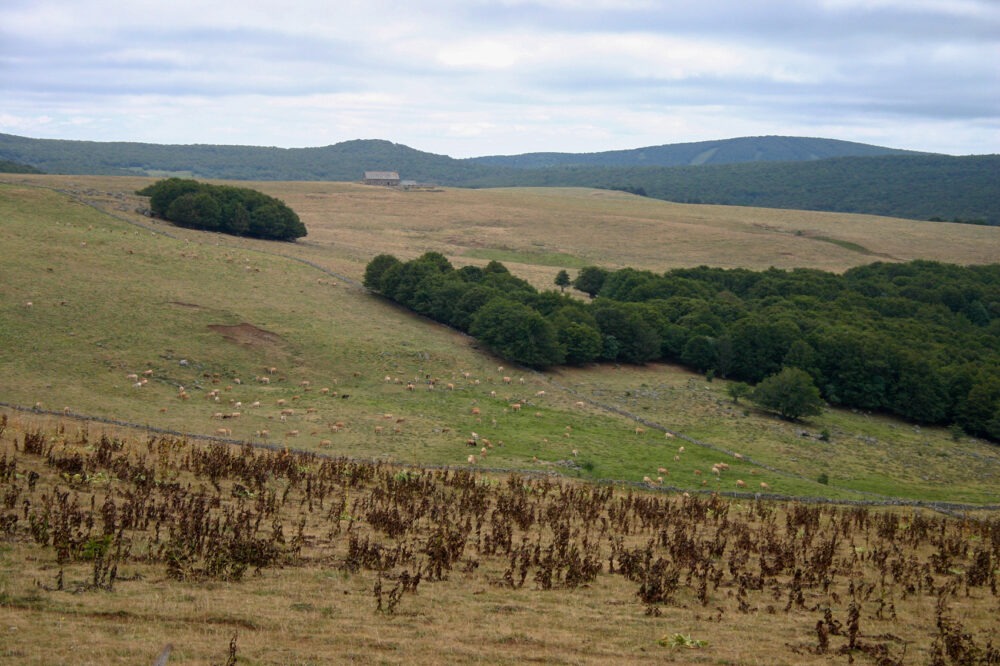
208 322 283 348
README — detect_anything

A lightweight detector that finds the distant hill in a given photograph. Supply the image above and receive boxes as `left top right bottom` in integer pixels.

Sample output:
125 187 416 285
0 133 480 182
464 135 919 168
1 132 996 224
459 154 1000 226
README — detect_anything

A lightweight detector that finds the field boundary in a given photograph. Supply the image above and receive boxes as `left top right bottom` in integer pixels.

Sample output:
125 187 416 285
4 401 997 517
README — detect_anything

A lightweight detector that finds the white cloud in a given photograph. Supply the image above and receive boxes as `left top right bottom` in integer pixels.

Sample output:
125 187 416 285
437 39 524 69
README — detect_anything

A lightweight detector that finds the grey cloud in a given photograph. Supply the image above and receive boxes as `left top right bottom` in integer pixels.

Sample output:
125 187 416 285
0 0 997 155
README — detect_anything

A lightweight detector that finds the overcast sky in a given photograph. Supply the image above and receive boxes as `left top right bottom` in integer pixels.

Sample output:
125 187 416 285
1 0 998 158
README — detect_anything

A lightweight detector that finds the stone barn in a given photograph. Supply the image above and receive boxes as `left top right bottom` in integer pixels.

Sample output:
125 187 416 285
362 171 401 186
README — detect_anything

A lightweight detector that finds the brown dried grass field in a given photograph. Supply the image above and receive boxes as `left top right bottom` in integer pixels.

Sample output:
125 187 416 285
0 413 997 665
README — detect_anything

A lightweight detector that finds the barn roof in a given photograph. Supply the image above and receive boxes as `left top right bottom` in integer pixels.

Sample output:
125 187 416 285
364 171 400 180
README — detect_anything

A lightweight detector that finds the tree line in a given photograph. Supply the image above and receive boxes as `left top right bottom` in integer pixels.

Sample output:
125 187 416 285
0 158 42 174
365 253 1000 440
137 178 307 241
459 155 1000 226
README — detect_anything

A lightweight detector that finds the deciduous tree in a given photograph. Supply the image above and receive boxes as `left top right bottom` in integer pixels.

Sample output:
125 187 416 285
751 367 824 420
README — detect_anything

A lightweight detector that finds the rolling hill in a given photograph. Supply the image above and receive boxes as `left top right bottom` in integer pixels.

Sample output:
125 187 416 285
1 171 999 665
2 172 998 501
465 135 920 168
2 132 997 224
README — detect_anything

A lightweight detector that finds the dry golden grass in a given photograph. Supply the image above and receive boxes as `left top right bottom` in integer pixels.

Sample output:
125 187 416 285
2 412 998 665
5 175 997 293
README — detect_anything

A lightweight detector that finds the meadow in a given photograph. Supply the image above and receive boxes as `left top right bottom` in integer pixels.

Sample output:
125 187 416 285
0 174 998 663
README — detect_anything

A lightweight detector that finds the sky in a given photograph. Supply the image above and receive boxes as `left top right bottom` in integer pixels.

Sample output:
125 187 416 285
1 0 998 158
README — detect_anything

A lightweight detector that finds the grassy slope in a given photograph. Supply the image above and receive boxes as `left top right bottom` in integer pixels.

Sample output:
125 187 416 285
1 175 999 505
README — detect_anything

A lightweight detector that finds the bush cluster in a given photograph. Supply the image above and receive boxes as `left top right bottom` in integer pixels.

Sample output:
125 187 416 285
137 178 306 241
366 254 1000 439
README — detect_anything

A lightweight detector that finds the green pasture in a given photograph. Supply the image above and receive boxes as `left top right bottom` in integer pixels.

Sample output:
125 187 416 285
1 180 998 505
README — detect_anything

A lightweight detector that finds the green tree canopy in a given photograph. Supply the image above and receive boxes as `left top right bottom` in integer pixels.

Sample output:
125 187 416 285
573 266 608 298
470 299 565 368
554 269 571 292
751 367 825 420
364 254 403 292
361 254 1000 441
138 178 306 241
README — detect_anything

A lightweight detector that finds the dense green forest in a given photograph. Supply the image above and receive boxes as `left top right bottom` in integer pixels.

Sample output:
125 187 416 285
466 135 917 168
137 178 306 241
459 155 1000 225
2 132 997 224
0 158 42 174
365 253 1000 441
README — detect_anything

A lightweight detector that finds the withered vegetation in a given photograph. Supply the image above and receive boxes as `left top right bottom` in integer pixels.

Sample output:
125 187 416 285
1 412 998 664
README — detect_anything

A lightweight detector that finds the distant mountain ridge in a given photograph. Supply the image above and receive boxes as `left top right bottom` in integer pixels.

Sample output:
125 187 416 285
0 132 924 179
1 132 996 225
464 135 921 168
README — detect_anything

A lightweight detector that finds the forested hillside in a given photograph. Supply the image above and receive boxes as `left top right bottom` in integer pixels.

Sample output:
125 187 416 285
465 135 917 168
460 155 1000 225
1 132 996 224
0 158 42 174
366 254 1000 441
0 133 489 182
